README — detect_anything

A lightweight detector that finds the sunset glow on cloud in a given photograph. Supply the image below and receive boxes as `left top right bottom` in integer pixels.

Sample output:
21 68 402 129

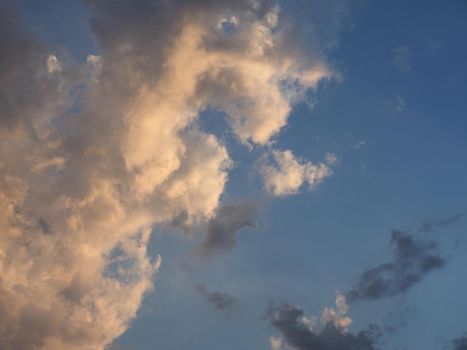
1 1 466 349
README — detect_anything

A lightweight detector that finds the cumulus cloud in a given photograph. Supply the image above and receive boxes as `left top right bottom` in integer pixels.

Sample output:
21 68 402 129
261 150 336 196
200 200 259 256
0 0 339 348
196 284 237 316
346 230 445 302
267 295 380 350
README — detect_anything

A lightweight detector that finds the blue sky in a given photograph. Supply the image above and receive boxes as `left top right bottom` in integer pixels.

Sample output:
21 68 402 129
2 1 467 350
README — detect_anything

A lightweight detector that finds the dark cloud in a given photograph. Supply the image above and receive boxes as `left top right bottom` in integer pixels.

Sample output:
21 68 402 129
85 0 276 90
453 334 467 350
196 284 237 316
346 230 445 302
200 201 259 256
267 303 380 350
0 4 76 133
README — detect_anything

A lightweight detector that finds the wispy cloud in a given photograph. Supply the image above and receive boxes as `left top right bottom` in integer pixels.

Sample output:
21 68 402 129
395 96 406 112
196 285 237 317
392 45 412 73
345 211 466 303
418 211 466 234
346 230 445 302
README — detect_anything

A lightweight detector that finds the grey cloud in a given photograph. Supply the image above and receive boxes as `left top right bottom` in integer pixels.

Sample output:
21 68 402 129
86 0 275 85
196 284 237 316
0 5 74 132
346 230 445 302
267 303 380 350
200 201 259 256
453 334 467 350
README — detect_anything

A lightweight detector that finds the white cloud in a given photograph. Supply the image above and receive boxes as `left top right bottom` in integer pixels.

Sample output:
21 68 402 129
47 54 61 73
261 150 336 196
320 293 352 331
0 0 340 348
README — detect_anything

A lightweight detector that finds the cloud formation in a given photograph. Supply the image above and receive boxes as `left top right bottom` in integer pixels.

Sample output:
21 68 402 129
200 200 259 256
261 150 336 196
346 230 445 302
267 295 380 350
196 284 237 316
418 211 466 234
269 336 283 350
452 334 467 350
0 0 337 348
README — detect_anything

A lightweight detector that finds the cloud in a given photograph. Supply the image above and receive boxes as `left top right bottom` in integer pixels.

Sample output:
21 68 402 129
381 298 415 334
266 296 380 350
418 211 466 234
346 230 445 302
0 0 342 348
452 334 467 350
196 284 237 316
200 200 259 256
0 6 75 133
392 45 411 73
395 96 405 112
261 150 336 196
87 0 333 146
269 336 283 350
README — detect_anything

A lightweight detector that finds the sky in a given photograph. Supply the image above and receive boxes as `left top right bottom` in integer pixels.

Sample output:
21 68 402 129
0 0 467 349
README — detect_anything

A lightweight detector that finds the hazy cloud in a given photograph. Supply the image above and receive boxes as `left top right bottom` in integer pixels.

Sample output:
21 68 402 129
346 230 445 302
418 211 466 234
200 200 259 256
382 298 415 334
395 96 406 112
392 45 411 73
196 284 237 316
